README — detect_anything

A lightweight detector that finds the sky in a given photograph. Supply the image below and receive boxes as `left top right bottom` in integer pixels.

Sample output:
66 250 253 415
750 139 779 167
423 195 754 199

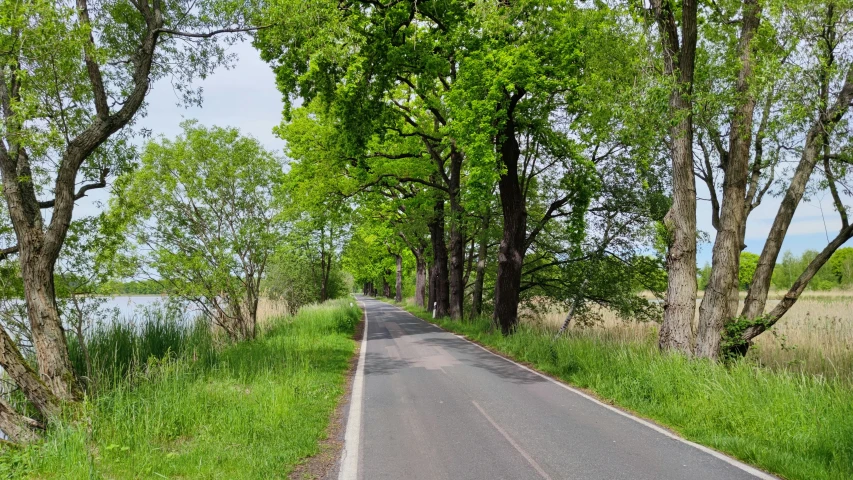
72 40 851 267
696 181 850 265
74 41 286 218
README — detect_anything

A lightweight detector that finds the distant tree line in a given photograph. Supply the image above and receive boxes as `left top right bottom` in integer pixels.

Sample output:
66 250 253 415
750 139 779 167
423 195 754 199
700 248 853 292
98 279 167 295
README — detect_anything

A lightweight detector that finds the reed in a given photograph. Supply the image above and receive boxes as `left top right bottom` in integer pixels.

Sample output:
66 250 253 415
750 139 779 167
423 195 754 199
8 298 360 479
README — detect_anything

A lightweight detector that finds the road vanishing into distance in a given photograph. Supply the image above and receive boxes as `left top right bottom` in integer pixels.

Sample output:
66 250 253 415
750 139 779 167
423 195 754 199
337 296 775 480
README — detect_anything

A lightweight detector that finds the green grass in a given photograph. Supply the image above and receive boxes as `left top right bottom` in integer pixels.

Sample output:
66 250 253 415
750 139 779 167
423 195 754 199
68 304 217 393
6 298 360 479
393 301 853 480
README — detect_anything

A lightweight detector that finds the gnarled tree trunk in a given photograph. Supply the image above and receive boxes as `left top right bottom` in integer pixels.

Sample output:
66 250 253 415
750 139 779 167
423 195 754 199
0 327 60 419
448 150 465 320
493 94 527 335
395 254 403 303
0 397 41 443
429 199 450 317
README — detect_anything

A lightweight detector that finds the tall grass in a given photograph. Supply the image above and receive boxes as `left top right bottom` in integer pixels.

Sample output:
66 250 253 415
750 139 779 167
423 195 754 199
67 304 216 393
395 302 853 480
530 293 853 381
6 298 360 479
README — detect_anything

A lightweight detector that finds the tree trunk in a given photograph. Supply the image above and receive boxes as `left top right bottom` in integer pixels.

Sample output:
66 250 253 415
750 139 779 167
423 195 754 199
471 210 490 318
427 260 434 312
0 397 41 443
0 326 60 418
415 256 426 308
72 301 93 385
695 0 761 360
20 254 80 401
429 199 450 317
395 254 403 303
0 162 81 404
653 0 699 355
320 251 328 302
742 223 853 343
742 68 853 322
493 100 527 335
383 274 391 298
448 150 465 320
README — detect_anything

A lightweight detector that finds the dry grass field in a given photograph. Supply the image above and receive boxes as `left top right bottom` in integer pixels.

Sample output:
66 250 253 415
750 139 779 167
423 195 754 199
528 291 853 381
256 297 293 328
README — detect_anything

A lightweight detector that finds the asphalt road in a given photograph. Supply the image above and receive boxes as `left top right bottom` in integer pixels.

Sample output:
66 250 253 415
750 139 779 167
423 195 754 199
338 296 774 480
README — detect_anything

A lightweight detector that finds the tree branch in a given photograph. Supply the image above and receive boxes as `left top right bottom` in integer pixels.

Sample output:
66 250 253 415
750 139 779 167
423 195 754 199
0 245 19 262
525 196 571 249
39 168 109 209
76 0 109 119
156 25 270 38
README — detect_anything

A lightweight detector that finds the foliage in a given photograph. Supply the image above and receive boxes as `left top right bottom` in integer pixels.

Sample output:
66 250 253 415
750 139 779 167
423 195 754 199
698 252 765 291
738 252 760 291
828 248 853 286
99 280 168 295
264 246 349 314
107 121 284 341
771 250 851 291
263 147 352 313
256 0 666 325
720 315 773 361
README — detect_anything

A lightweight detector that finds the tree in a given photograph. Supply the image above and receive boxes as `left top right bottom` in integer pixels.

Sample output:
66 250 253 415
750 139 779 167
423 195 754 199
109 122 282 342
694 0 764 359
828 248 853 285
443 1 647 334
738 252 760 291
257 0 478 320
0 0 261 436
650 0 700 355
258 1 659 334
689 0 853 356
737 0 853 348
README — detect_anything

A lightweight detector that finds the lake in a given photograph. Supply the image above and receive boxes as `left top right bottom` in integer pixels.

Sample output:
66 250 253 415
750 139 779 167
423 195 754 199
100 295 171 318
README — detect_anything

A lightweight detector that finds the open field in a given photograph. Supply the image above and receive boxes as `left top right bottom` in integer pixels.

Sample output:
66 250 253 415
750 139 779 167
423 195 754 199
527 291 853 381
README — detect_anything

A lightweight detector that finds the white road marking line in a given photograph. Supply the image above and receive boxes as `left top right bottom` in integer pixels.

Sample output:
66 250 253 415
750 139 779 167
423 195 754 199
388 303 778 480
472 400 553 480
338 300 369 480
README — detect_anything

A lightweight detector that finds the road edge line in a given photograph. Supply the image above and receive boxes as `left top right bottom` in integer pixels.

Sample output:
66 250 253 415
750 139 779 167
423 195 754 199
386 301 777 480
338 300 368 480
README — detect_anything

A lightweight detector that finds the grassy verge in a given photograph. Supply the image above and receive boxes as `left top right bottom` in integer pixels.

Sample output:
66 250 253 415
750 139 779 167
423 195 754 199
5 298 360 479
390 300 852 480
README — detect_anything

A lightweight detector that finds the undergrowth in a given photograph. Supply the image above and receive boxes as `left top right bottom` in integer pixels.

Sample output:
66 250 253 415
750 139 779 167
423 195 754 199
3 298 360 479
